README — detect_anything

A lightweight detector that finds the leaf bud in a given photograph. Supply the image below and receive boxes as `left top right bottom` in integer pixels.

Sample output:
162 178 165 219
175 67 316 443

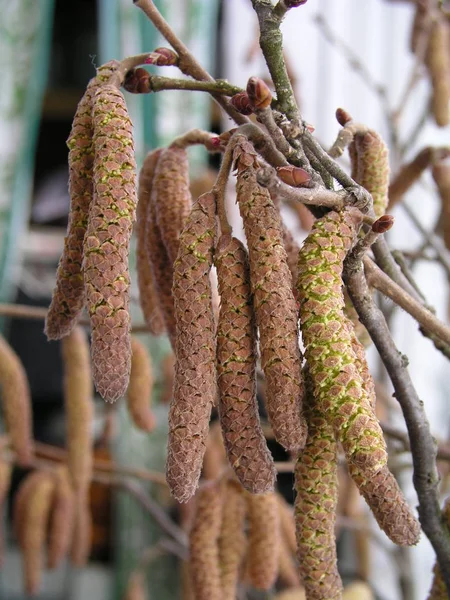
145 47 179 67
123 68 151 94
230 91 254 115
276 165 311 187
246 76 272 110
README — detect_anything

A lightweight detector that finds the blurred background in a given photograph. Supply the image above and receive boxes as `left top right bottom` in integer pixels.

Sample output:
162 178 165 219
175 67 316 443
0 0 449 599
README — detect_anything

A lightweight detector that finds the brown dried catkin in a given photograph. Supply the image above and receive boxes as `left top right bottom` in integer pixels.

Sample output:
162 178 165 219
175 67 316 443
234 136 306 453
62 326 94 500
83 83 137 402
0 333 33 466
215 234 276 493
425 16 450 127
45 61 119 340
136 148 166 335
47 466 75 569
127 337 155 432
166 192 217 502
152 146 193 264
189 482 223 600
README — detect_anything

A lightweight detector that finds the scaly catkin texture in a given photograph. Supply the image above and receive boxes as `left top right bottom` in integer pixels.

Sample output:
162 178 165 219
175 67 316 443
62 326 94 499
189 482 223 600
218 480 247 600
427 498 450 599
353 130 389 217
425 17 450 127
136 148 166 335
234 136 306 453
0 333 33 466
127 337 155 432
48 466 75 569
294 371 342 600
83 83 137 402
20 473 55 596
0 460 12 565
245 491 280 590
45 61 119 340
432 162 450 251
297 208 387 476
152 146 193 264
166 192 217 502
215 234 276 493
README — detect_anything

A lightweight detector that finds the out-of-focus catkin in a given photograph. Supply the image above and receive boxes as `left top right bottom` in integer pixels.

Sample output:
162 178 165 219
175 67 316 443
127 337 155 432
166 192 217 502
215 234 276 493
218 480 247 600
294 373 342 600
62 326 94 499
152 146 193 264
278 535 301 588
136 148 166 335
83 83 137 402
45 61 119 340
123 570 148 600
245 491 280 590
14 472 48 546
297 209 387 476
71 500 92 567
425 17 450 127
274 588 306 600
353 130 389 217
189 482 223 600
0 333 33 466
432 162 450 251
234 136 306 453
20 473 55 596
427 498 450 599
48 466 75 569
343 582 374 600
0 460 12 565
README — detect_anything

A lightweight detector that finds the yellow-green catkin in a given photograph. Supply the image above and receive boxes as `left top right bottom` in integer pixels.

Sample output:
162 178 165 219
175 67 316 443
0 333 33 466
127 337 156 432
189 482 223 600
166 192 217 502
45 61 119 340
83 83 137 402
353 131 389 217
425 16 450 127
215 234 276 493
297 208 388 477
234 135 307 453
427 498 450 599
0 460 12 565
136 148 166 335
47 466 75 569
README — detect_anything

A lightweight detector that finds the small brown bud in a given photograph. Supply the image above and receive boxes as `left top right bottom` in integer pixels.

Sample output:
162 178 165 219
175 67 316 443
145 47 179 66
372 214 394 234
246 76 272 110
230 92 254 115
123 68 152 94
336 107 353 126
276 165 311 187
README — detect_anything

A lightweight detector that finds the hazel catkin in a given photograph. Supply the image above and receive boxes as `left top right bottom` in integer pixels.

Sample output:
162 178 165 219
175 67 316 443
234 136 307 453
353 130 389 217
83 83 137 402
127 337 156 432
71 499 92 567
0 460 12 565
47 466 75 569
432 161 450 251
45 61 119 340
425 16 450 127
166 192 217 502
215 234 276 493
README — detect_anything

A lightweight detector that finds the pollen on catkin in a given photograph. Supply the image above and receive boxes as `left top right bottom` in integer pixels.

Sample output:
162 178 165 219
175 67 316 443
83 83 137 402
297 208 388 476
127 337 155 432
0 333 33 466
353 130 389 217
45 61 119 340
136 148 166 335
425 16 450 127
47 466 75 569
166 192 217 502
215 234 276 493
234 136 307 453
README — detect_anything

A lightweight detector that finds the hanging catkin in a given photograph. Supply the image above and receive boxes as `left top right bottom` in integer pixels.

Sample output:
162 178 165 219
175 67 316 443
353 130 389 217
47 466 75 569
215 234 276 493
136 148 166 335
274 589 306 600
278 536 301 588
0 460 11 565
62 326 94 499
234 136 307 453
0 333 33 466
432 162 450 251
71 500 92 567
83 83 137 402
245 491 280 590
166 192 217 502
297 208 387 477
127 337 156 432
427 498 450 599
294 370 342 600
189 482 223 600
425 16 450 127
45 61 119 340
152 145 193 264
20 473 55 596
218 480 247 600
13 471 47 546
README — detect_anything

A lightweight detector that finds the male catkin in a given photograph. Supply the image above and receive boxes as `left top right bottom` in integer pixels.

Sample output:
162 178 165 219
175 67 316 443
425 17 450 127
127 337 156 432
47 466 75 569
353 130 389 217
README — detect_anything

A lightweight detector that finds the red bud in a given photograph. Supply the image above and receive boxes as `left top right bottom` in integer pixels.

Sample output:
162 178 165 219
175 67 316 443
123 68 151 94
336 107 353 127
145 47 179 67
230 92 254 115
372 214 394 234
246 77 272 110
276 166 311 187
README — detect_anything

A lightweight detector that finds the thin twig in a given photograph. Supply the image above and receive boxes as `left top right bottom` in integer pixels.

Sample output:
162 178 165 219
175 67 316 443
149 75 242 97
